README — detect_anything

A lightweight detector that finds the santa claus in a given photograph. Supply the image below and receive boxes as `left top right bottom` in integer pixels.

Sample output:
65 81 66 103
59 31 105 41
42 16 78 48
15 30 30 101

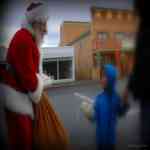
0 1 49 149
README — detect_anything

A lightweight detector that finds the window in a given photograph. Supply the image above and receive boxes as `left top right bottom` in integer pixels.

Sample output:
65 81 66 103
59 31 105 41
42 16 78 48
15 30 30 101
98 32 108 41
59 58 72 79
43 58 57 80
126 32 136 40
43 57 73 80
115 32 126 41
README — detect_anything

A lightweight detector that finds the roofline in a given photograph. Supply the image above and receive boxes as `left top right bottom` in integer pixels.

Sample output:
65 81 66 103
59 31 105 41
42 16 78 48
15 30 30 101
66 30 91 46
91 6 134 13
41 46 74 49
62 21 90 25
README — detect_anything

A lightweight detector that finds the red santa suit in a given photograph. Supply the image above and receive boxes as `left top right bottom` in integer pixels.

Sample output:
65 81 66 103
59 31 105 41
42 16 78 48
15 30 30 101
0 28 43 150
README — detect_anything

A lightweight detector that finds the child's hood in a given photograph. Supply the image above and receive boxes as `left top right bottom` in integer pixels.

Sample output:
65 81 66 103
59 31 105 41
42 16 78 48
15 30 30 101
104 64 118 90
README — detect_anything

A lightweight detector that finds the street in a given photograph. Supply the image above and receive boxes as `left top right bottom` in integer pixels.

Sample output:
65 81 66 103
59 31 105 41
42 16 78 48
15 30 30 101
47 80 140 150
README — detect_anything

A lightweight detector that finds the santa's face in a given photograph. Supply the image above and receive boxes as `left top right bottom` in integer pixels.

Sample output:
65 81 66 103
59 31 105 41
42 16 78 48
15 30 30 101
33 21 48 47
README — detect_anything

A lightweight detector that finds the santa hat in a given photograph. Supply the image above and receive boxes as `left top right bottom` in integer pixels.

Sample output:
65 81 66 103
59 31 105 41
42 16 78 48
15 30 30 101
25 0 49 24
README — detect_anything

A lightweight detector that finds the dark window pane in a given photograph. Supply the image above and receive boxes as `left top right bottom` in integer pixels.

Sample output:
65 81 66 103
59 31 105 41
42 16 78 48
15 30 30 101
115 32 125 41
43 60 57 80
59 60 72 79
98 32 108 41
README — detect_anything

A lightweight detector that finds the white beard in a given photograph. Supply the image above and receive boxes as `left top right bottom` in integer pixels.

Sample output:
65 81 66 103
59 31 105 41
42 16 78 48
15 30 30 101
34 30 45 74
34 31 44 48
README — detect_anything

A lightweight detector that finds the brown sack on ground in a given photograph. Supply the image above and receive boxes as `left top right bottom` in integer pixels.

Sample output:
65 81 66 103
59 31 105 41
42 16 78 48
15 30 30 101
33 91 70 150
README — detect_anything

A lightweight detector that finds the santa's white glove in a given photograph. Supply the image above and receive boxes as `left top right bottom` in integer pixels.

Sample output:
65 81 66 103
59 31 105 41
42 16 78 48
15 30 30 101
28 74 44 104
40 73 53 89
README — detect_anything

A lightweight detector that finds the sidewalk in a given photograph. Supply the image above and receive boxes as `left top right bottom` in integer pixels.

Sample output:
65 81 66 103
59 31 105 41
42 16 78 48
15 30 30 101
46 77 128 90
46 80 100 89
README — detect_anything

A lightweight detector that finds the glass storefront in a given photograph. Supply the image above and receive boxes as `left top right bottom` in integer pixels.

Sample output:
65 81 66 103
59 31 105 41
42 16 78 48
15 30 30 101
43 57 73 80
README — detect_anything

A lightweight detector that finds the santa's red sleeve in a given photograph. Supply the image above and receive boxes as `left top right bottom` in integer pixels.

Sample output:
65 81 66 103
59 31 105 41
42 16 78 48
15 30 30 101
7 30 43 103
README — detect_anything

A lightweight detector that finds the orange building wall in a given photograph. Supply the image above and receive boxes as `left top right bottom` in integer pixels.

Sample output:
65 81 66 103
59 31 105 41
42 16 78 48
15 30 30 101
59 8 138 80
91 7 138 79
91 7 138 49
60 21 90 46
73 35 93 80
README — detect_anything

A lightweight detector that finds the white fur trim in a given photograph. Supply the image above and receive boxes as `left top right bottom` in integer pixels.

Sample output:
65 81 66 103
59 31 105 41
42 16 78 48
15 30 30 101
28 74 44 104
0 84 34 119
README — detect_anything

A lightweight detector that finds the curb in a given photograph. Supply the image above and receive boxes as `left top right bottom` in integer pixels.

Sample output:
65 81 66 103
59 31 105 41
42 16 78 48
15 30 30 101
46 80 99 90
45 78 128 90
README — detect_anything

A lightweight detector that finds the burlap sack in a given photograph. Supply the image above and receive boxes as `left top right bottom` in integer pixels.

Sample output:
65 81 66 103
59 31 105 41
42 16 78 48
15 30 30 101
33 92 70 150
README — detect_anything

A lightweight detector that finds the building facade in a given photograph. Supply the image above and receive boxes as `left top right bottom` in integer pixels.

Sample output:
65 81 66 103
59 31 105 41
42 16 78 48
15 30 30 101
60 7 138 80
41 46 75 84
91 7 138 79
60 21 90 46
66 31 93 80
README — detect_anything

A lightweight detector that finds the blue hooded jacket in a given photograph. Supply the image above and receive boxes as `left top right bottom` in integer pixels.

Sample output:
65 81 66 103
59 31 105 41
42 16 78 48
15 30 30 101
94 64 124 145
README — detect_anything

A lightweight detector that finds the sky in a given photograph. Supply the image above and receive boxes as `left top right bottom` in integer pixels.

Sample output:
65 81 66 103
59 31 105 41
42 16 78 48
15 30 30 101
1 0 134 47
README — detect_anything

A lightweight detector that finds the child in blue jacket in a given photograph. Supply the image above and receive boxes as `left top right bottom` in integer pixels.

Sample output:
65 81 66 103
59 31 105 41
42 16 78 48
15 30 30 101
93 64 128 150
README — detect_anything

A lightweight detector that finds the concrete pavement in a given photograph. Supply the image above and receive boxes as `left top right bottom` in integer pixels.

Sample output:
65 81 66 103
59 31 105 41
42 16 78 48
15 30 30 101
47 80 140 150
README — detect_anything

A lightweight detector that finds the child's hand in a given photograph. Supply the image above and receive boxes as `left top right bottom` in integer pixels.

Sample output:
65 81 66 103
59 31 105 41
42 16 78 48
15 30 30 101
80 101 95 122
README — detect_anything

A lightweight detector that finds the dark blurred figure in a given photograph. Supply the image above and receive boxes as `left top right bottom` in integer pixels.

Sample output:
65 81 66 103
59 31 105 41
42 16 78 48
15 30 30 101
128 0 150 148
0 84 8 150
0 1 9 149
